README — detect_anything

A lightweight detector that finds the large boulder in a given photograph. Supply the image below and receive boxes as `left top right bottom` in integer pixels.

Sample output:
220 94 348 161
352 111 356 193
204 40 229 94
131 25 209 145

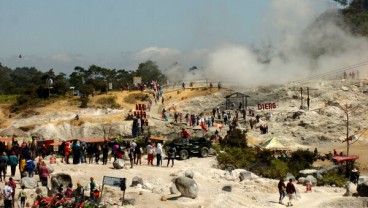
174 176 198 199
285 173 295 182
344 182 358 196
170 183 178 194
47 165 54 174
20 177 38 189
298 177 306 184
305 175 317 186
185 170 194 179
113 159 125 169
131 176 143 187
50 173 72 195
239 171 259 181
357 181 368 197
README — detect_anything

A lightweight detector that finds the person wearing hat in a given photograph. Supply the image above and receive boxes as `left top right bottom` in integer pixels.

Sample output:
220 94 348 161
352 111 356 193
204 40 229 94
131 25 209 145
89 177 96 198
350 168 359 184
74 182 84 203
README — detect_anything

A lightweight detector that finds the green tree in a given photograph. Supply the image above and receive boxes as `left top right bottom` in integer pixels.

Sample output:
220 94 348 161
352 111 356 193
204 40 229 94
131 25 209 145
135 60 167 83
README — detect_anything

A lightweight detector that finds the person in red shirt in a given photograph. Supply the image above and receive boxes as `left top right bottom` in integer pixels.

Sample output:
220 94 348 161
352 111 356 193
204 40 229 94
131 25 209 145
8 177 16 207
182 129 190 139
286 179 296 207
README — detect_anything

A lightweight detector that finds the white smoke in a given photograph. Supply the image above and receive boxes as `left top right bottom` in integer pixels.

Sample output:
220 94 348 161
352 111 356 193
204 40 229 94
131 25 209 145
199 0 368 87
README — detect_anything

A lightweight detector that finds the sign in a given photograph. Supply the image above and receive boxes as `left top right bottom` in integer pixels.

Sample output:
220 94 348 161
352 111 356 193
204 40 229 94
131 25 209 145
103 176 126 189
133 77 142 85
258 103 277 110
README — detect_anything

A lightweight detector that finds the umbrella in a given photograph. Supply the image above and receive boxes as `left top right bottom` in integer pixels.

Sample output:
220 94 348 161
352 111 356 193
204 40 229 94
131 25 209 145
0 126 29 138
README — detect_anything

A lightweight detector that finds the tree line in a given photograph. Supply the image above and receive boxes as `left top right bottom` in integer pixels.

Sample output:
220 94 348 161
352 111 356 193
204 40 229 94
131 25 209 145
0 60 167 111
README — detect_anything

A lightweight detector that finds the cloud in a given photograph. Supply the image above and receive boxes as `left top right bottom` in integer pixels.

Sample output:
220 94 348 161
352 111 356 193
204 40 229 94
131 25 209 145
51 53 73 63
134 47 181 61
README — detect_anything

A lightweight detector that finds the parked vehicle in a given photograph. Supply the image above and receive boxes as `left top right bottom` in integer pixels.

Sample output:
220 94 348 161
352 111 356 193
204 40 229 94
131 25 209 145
171 137 212 160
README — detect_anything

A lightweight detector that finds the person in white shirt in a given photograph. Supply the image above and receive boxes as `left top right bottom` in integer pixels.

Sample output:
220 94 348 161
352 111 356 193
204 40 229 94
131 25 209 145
155 143 163 166
2 182 13 208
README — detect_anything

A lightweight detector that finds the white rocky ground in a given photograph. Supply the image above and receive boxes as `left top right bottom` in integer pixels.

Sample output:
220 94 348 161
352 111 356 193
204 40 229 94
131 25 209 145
12 156 367 208
2 78 368 207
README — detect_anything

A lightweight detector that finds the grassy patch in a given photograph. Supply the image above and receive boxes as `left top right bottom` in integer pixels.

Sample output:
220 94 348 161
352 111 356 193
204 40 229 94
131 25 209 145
123 92 146 104
96 96 121 108
0 95 18 104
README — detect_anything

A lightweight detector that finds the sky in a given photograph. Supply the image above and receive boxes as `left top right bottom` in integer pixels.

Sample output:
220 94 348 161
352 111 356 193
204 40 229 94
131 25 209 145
2 0 357 86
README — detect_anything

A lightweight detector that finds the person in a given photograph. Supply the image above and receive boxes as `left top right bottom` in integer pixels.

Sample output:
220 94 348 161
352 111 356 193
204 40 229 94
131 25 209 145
350 168 359 184
182 128 190 143
2 181 13 208
333 149 338 156
65 183 73 198
182 82 185 89
113 143 119 161
134 144 142 165
8 177 16 207
25 158 35 178
74 182 85 203
39 161 50 186
1 152 8 181
8 152 18 177
128 142 135 169
18 185 27 208
19 158 26 178
102 143 109 165
56 184 64 199
278 178 286 204
64 141 71 164
59 140 65 163
75 114 79 120
155 143 163 167
286 179 296 207
0 154 6 181
92 188 100 202
167 145 176 167
146 143 154 166
89 177 96 198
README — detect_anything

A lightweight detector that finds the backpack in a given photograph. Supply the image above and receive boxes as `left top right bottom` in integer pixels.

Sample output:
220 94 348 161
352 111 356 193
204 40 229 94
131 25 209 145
26 160 35 171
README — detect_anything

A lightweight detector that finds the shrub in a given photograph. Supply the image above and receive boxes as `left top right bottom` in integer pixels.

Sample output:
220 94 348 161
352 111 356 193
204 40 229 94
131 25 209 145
80 97 89 108
287 150 314 176
123 93 146 104
211 143 221 154
222 128 248 148
317 170 348 187
96 96 121 108
217 147 257 169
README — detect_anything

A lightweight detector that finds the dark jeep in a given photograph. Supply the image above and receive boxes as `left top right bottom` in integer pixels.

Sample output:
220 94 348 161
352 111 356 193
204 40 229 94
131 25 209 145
172 137 212 160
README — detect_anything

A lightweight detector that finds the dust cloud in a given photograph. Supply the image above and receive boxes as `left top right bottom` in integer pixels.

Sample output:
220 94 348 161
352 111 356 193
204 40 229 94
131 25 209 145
187 0 368 87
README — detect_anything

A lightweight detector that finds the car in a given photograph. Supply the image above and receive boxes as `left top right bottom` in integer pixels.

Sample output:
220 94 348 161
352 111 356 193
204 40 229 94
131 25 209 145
171 137 212 160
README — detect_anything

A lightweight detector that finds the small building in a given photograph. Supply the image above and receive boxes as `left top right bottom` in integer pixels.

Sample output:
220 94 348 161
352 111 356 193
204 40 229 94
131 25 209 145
225 92 249 110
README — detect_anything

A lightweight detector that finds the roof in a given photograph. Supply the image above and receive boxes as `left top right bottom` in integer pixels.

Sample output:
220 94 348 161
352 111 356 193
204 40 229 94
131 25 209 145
225 92 249 99
332 155 359 163
150 136 167 141
261 137 287 149
0 138 12 142
79 138 109 143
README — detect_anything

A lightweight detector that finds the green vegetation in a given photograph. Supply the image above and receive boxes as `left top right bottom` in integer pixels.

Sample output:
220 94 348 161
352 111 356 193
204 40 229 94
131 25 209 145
216 129 315 179
318 170 347 187
123 93 146 104
96 96 121 108
0 59 167 112
0 95 18 104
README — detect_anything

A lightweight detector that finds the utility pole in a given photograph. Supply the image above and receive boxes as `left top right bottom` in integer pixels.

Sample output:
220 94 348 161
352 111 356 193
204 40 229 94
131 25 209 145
290 87 317 110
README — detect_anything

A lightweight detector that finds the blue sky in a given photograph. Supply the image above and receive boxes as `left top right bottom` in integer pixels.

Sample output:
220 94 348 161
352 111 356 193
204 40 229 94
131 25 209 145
0 0 329 75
